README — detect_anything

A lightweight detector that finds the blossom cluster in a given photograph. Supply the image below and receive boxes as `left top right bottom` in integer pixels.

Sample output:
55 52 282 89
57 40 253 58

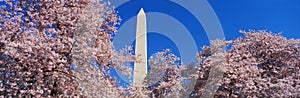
195 31 300 97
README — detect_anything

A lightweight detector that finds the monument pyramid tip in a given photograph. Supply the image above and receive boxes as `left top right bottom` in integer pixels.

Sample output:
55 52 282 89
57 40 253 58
138 8 145 15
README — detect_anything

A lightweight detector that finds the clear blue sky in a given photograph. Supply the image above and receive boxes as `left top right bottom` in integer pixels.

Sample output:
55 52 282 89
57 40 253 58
208 0 300 39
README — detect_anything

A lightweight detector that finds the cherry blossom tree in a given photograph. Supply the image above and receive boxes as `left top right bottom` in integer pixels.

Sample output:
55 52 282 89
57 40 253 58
194 31 300 97
0 0 123 97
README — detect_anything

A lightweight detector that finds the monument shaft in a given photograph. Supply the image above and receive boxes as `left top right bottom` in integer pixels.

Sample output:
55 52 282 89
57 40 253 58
133 8 147 85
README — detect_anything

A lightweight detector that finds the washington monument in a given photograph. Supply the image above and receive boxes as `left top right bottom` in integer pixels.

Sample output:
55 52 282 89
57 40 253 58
133 8 148 85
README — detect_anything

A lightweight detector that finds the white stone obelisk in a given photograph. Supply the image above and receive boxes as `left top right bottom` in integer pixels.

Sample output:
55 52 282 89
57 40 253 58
133 8 148 86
